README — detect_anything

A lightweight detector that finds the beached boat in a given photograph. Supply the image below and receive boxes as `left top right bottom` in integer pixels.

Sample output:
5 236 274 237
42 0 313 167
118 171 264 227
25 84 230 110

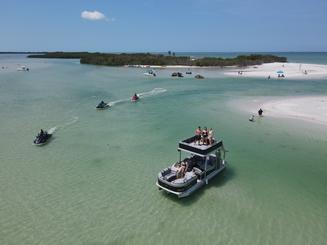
144 70 156 77
171 72 183 77
156 135 227 198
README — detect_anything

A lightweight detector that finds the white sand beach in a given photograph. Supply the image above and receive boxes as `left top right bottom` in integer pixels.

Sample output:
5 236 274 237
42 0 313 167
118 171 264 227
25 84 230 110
236 96 327 126
225 62 327 79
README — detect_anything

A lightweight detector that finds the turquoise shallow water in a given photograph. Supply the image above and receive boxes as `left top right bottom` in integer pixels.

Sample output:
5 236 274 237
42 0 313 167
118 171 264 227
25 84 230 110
1 54 327 245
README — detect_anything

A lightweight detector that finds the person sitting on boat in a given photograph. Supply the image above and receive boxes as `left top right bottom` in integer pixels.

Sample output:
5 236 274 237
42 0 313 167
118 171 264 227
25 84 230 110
176 161 188 178
208 128 214 145
195 126 202 144
201 127 209 145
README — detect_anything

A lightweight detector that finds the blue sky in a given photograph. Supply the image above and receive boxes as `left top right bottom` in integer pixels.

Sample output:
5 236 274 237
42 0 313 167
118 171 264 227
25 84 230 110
1 0 327 52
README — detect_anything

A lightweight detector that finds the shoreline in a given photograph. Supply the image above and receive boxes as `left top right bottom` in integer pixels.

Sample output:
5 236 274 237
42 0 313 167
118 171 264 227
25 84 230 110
125 64 237 69
232 96 327 126
224 62 327 79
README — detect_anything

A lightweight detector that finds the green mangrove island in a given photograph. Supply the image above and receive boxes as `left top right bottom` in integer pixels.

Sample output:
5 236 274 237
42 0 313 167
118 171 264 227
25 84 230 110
28 52 287 67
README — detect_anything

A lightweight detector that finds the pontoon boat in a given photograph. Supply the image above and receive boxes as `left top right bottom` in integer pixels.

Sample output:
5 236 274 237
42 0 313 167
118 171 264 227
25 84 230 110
156 135 227 198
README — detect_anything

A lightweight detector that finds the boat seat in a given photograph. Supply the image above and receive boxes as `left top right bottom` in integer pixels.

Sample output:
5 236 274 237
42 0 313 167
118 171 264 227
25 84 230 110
172 171 196 184
164 172 177 182
192 167 203 176
161 168 171 176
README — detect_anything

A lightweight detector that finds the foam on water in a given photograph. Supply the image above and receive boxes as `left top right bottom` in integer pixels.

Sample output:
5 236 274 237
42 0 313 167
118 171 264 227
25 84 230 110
46 116 79 135
138 88 167 97
47 127 57 134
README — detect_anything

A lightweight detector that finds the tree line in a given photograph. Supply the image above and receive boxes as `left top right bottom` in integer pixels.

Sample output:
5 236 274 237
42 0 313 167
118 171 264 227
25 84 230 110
28 52 287 67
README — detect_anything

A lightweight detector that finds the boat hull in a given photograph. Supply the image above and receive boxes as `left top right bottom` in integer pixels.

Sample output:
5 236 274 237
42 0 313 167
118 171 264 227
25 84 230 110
96 105 110 110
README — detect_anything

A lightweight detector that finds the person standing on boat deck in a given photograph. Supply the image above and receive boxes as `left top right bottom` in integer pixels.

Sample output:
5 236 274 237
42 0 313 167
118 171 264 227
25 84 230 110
195 126 202 144
202 127 209 145
208 128 214 145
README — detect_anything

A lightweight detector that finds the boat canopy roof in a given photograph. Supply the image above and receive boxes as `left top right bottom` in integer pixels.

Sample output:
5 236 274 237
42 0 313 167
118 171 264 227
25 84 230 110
178 135 223 156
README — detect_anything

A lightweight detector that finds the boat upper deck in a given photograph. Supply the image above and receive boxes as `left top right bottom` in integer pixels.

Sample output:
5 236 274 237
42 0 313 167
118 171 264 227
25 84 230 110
178 135 222 156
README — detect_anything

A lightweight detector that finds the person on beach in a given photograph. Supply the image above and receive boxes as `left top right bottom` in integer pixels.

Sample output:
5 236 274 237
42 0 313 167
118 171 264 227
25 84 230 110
195 126 202 144
268 75 271 80
208 128 214 144
249 115 255 122
258 108 263 116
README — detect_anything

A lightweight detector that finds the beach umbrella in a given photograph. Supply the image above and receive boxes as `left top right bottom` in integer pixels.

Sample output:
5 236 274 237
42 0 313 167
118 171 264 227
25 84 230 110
277 70 284 74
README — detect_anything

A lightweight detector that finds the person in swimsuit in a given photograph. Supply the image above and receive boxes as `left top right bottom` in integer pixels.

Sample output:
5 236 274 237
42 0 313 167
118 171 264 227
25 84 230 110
195 126 202 144
202 127 208 145
176 161 188 178
208 128 214 145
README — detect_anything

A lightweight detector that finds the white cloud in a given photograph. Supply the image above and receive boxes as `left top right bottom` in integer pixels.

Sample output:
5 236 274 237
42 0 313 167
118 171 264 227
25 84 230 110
81 10 107 21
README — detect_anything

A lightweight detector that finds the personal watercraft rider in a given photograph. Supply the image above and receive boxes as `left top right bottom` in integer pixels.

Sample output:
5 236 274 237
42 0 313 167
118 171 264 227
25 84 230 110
132 93 139 101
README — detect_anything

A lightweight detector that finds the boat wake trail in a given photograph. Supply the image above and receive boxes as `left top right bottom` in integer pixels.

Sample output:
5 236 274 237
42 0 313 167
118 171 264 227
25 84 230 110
138 88 167 98
107 88 167 108
47 127 57 134
47 116 79 134
107 99 129 107
61 116 79 129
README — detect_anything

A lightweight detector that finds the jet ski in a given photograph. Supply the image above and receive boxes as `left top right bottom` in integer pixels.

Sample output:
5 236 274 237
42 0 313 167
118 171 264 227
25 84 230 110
96 101 110 110
33 130 52 146
131 94 140 102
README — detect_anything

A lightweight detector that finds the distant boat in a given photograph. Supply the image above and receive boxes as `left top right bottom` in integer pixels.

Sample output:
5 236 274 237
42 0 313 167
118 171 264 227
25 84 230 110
171 72 183 77
17 66 29 71
195 74 204 79
144 69 156 77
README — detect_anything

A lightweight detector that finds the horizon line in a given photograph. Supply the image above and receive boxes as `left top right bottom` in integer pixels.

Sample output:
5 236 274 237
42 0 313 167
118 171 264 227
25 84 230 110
1 51 327 54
